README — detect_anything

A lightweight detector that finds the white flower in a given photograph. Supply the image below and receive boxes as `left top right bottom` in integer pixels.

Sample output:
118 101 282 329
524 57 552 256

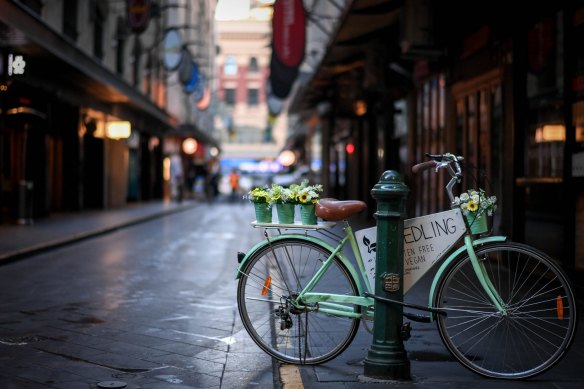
456 188 497 217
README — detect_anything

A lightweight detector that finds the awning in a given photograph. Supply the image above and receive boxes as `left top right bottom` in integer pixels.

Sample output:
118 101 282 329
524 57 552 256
288 0 404 113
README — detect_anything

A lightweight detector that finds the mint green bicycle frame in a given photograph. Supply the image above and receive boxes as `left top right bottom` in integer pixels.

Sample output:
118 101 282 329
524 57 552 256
236 217 509 321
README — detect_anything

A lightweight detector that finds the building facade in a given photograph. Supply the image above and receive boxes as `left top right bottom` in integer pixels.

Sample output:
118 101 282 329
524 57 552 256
0 0 218 223
215 3 287 185
287 0 584 278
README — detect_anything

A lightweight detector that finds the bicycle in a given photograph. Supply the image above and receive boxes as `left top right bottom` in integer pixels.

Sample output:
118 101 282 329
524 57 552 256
235 153 577 379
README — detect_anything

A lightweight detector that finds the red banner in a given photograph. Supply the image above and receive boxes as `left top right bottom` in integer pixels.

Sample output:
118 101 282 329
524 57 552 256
272 0 305 68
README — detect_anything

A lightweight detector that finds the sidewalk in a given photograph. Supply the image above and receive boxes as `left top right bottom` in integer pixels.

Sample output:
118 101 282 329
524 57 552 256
0 199 199 263
294 283 584 389
290 223 584 389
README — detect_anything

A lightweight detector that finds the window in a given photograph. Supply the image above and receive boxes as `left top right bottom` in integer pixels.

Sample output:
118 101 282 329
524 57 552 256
225 88 236 105
132 38 143 87
526 14 564 179
224 56 238 76
249 57 259 73
115 17 127 74
247 88 259 106
92 2 105 60
63 0 78 40
453 73 501 189
21 0 43 14
412 75 447 216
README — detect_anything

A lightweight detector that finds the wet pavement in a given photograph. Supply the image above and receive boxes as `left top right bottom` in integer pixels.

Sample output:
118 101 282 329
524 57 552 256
0 198 274 388
0 198 583 388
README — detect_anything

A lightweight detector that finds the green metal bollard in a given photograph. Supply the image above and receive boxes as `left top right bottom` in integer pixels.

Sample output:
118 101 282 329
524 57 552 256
363 170 411 380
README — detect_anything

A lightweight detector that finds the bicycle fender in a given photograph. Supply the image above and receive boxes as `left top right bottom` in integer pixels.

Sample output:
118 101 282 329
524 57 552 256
235 234 365 294
428 235 507 321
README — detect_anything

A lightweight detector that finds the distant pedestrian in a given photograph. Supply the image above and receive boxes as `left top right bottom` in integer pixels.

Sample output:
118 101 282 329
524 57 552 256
170 154 184 203
207 157 221 200
229 169 240 200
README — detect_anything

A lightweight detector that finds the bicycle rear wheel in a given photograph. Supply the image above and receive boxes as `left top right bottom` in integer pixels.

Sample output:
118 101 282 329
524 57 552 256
237 238 360 364
435 242 577 379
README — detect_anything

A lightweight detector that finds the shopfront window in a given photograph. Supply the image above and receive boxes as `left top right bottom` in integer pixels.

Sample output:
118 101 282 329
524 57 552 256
522 12 565 263
571 7 584 269
412 74 446 216
452 70 502 231
526 13 564 180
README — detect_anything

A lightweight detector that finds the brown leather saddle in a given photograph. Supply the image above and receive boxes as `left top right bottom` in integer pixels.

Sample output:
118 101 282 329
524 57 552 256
315 198 367 221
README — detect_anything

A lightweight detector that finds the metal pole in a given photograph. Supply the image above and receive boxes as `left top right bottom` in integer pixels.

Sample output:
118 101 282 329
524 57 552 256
363 170 410 380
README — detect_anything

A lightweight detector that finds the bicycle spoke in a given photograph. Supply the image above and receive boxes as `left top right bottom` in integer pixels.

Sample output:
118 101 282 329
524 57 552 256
435 242 576 379
237 238 360 364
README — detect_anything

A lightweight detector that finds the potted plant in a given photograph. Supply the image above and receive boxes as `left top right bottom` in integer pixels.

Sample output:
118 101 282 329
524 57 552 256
247 186 272 223
454 188 497 234
294 180 323 225
268 184 295 224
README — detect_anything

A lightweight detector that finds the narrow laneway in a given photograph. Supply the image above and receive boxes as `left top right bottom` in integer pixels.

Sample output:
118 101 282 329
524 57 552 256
0 199 274 388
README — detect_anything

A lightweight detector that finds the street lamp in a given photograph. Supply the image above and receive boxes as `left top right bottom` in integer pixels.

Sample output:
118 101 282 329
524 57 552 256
278 150 296 166
182 137 198 154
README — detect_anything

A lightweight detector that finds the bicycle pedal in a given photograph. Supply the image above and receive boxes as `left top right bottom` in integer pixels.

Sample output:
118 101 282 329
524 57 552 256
400 322 412 341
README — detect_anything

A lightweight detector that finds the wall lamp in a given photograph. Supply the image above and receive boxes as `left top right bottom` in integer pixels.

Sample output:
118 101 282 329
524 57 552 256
106 121 132 139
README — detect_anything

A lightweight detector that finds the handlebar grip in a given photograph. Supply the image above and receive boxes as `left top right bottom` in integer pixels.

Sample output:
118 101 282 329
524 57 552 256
412 160 437 174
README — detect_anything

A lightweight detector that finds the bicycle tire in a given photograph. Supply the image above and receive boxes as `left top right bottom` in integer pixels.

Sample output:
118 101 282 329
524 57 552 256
434 242 577 379
237 238 361 364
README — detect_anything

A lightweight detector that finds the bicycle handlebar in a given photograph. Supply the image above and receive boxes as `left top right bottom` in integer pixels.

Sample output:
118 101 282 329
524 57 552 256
411 160 437 174
411 153 463 204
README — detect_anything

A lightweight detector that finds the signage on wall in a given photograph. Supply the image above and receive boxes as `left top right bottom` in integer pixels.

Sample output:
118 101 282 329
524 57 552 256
162 28 183 71
8 54 26 76
127 0 151 34
1 53 27 77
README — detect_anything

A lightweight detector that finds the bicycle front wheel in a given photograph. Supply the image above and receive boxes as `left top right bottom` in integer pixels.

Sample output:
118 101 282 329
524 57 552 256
435 242 577 379
237 238 360 364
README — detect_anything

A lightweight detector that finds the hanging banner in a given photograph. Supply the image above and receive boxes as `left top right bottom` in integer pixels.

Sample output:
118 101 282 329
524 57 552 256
183 62 200 94
272 0 306 68
269 52 298 98
266 83 284 116
178 49 194 85
127 0 151 34
196 87 211 111
193 73 207 102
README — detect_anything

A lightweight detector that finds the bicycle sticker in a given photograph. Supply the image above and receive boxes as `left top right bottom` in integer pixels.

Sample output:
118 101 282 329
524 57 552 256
356 209 467 294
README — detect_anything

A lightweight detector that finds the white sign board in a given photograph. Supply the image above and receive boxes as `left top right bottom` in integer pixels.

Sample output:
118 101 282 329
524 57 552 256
356 209 467 294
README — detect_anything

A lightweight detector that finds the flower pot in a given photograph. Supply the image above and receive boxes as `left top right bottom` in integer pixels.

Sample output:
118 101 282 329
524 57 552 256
300 204 317 225
254 203 272 223
276 203 295 224
466 212 488 234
